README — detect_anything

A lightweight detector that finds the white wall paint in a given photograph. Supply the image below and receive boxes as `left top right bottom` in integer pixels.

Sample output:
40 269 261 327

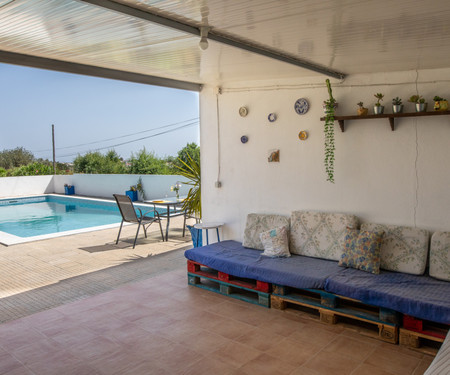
0 174 189 200
200 68 450 242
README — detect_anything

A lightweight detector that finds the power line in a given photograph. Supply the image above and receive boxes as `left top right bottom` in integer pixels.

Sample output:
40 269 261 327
57 121 198 158
32 117 199 153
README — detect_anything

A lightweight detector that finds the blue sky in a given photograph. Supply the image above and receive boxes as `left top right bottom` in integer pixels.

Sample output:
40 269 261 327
0 63 199 162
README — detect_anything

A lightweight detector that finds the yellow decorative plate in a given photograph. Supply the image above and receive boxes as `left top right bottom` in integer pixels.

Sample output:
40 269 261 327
299 131 308 140
152 200 166 203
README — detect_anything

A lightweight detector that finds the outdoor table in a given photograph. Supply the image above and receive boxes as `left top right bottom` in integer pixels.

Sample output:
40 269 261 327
145 197 186 241
194 222 224 245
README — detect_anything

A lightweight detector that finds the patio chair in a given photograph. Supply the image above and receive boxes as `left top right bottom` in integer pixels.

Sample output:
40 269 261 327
113 194 164 248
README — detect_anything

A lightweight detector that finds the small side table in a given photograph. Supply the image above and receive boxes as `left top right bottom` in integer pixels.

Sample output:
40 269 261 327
194 222 224 245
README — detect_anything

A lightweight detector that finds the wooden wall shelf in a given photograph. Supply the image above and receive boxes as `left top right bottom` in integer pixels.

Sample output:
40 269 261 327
320 111 450 132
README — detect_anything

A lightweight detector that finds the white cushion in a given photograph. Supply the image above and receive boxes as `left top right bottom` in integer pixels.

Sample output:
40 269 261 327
430 231 450 281
260 226 291 258
242 213 290 250
289 211 359 261
360 223 429 275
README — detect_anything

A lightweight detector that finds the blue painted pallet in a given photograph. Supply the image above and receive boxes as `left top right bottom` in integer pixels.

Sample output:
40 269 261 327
272 284 398 343
187 272 270 308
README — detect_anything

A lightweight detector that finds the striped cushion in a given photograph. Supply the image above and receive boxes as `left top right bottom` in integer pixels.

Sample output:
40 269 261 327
423 331 450 375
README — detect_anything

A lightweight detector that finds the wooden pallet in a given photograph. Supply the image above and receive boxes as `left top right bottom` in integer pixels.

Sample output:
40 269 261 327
187 260 270 293
188 272 270 308
400 315 449 353
271 284 398 343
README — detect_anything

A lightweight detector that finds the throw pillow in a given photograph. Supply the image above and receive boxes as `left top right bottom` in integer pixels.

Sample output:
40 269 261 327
339 228 385 274
259 226 291 258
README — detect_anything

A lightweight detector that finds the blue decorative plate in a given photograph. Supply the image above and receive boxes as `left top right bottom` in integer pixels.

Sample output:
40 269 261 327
294 98 309 115
240 135 248 144
268 113 277 122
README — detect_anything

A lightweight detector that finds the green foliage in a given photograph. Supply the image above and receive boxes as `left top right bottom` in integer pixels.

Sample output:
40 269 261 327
357 102 365 108
408 95 426 104
73 150 127 174
324 79 336 184
374 93 384 106
10 162 53 176
0 147 34 169
0 167 7 177
128 148 171 175
174 143 200 170
175 153 201 219
433 96 446 101
392 97 402 105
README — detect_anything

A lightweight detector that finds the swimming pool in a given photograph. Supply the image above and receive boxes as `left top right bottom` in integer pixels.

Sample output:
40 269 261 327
0 195 153 245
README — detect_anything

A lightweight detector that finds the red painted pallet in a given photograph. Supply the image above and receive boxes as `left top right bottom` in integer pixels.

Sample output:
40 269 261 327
400 315 449 352
187 260 270 293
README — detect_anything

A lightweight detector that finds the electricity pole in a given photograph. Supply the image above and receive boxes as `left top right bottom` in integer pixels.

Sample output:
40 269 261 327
52 124 56 175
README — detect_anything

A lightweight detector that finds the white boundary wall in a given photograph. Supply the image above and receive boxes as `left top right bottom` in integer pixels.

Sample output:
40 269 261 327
0 174 189 200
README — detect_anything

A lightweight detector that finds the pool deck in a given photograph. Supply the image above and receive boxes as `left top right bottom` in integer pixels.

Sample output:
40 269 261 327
0 215 193 324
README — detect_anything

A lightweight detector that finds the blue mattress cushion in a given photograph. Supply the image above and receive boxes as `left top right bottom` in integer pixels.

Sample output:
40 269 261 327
325 268 450 324
184 240 344 290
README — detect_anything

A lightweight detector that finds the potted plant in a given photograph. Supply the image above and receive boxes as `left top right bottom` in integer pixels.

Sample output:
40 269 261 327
357 102 368 116
373 93 384 114
408 95 427 112
323 79 336 183
433 96 448 111
170 181 182 199
126 185 138 201
392 97 403 113
64 184 75 195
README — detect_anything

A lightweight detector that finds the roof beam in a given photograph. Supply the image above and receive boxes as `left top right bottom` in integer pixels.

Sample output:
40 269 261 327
0 50 202 91
80 0 346 80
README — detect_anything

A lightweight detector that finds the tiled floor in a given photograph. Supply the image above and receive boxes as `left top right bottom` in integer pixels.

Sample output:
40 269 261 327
0 268 435 375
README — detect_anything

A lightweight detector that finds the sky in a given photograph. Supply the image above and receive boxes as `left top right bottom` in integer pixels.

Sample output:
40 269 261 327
0 63 199 163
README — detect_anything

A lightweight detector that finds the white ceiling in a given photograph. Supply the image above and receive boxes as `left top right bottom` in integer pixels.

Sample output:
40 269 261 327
1 0 450 89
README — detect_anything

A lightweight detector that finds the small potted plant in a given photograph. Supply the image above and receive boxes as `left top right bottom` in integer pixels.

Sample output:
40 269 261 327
357 102 368 116
392 97 403 113
126 185 138 201
170 181 182 199
433 96 448 111
373 93 384 114
64 184 75 195
408 95 427 112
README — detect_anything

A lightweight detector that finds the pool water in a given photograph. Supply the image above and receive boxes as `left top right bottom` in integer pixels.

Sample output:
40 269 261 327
0 195 124 238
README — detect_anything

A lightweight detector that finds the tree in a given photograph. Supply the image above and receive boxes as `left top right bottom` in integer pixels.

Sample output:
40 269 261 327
128 148 171 175
73 151 127 174
10 162 53 176
174 143 200 170
0 147 34 169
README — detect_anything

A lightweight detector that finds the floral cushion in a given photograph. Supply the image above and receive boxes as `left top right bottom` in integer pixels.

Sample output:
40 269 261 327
260 226 291 258
339 228 384 274
243 213 290 250
429 231 450 282
289 211 359 261
360 223 429 275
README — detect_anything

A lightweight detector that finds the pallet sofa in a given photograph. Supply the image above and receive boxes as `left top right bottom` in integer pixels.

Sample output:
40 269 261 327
185 211 450 357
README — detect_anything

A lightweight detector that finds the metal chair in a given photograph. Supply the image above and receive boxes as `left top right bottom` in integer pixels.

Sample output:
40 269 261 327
113 194 164 248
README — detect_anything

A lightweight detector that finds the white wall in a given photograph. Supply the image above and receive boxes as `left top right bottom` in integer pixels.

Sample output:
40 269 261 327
200 68 450 242
0 176 54 197
0 174 189 200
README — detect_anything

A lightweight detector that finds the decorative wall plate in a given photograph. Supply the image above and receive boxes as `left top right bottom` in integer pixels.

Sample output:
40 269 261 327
268 113 277 122
294 98 309 115
298 131 308 140
240 135 249 144
239 106 248 117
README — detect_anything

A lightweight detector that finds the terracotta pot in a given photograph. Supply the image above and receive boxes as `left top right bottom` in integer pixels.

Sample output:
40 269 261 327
357 108 368 116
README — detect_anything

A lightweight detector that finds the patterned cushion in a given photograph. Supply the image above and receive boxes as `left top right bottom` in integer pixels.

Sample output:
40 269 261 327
339 228 384 274
289 211 359 261
430 231 450 281
243 213 290 250
260 226 291 258
360 223 429 275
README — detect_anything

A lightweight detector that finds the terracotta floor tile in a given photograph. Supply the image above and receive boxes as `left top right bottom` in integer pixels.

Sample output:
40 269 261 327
67 335 123 360
153 342 204 372
288 323 339 348
351 363 398 375
303 349 360 375
239 353 296 375
208 318 256 340
179 328 233 354
47 325 98 346
2 366 35 375
210 341 262 368
183 357 237 375
0 351 24 374
364 347 422 375
234 326 285 352
323 335 377 359
412 356 435 375
267 337 322 367
257 315 305 336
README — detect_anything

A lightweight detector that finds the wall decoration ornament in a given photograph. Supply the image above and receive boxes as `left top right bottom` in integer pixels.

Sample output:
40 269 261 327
298 131 308 140
268 149 280 162
294 98 309 115
268 113 277 122
239 106 248 117
240 135 249 144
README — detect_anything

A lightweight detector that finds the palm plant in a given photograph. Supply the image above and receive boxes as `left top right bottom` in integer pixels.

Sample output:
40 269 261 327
175 153 201 220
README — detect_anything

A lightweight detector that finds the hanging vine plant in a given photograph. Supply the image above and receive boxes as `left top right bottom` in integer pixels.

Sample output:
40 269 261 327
323 79 336 183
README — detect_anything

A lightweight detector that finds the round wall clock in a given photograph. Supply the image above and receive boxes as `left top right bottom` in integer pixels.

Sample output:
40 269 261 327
294 98 309 115
239 106 248 117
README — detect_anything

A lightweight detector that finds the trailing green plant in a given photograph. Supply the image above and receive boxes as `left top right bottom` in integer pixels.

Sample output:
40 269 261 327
374 93 384 106
392 97 402 105
175 153 201 219
323 79 336 183
408 95 426 104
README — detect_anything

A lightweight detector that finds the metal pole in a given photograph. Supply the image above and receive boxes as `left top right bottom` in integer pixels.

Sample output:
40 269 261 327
52 124 56 175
